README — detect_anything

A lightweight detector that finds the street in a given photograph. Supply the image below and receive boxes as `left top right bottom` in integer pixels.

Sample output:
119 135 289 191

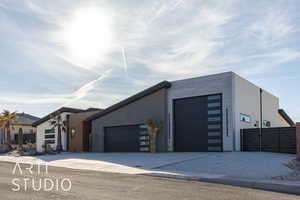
0 161 298 200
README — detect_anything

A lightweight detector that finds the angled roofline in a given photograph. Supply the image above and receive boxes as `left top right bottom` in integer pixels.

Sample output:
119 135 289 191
32 107 85 127
278 109 295 127
86 81 172 121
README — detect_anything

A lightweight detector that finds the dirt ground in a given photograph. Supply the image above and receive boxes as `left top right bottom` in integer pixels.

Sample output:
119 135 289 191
272 159 300 181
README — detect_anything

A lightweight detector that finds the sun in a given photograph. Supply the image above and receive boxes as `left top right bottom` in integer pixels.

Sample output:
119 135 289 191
61 7 113 69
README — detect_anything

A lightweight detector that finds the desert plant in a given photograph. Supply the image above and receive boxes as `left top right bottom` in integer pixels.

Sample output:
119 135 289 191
49 114 67 153
145 119 163 153
18 128 23 151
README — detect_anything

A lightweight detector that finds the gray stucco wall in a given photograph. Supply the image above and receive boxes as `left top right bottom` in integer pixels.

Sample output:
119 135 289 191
91 88 168 152
168 72 235 151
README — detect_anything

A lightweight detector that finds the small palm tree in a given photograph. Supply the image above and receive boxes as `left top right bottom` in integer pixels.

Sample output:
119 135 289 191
0 110 17 146
49 114 67 153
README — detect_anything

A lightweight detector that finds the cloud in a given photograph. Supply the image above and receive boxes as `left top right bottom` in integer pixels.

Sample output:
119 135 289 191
1 0 300 118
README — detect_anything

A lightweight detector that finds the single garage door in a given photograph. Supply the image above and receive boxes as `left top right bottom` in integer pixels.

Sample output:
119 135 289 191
104 125 150 152
174 94 223 152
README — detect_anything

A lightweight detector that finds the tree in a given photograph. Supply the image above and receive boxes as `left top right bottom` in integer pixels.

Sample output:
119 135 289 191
0 115 5 144
49 114 67 153
145 119 163 153
0 110 17 146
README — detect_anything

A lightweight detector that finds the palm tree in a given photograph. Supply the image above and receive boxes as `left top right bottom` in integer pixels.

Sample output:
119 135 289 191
0 115 5 145
49 114 67 153
0 110 17 146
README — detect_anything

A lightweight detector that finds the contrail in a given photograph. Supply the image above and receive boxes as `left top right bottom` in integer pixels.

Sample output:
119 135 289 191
122 46 129 79
149 0 185 23
63 69 112 106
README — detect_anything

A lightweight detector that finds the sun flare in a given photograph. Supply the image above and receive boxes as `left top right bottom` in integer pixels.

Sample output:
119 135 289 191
61 8 113 69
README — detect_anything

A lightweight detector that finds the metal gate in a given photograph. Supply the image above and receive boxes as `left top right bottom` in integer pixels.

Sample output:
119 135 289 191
240 127 296 154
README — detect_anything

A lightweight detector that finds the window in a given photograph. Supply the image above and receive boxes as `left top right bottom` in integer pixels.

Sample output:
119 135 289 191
207 95 221 100
240 114 251 123
208 110 221 115
45 140 55 144
208 117 221 122
45 129 55 134
208 102 221 108
263 120 271 127
208 139 221 144
208 131 221 137
140 147 149 152
45 135 55 139
208 124 221 129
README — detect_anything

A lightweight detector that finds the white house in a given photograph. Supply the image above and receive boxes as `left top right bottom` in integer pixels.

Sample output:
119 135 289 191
33 107 85 153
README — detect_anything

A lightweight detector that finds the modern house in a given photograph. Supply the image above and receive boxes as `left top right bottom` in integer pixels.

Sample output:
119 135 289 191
87 72 294 153
68 108 102 152
33 107 86 152
33 107 103 153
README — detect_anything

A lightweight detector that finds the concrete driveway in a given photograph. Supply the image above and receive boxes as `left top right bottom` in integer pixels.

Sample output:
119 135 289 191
0 152 296 179
157 152 296 179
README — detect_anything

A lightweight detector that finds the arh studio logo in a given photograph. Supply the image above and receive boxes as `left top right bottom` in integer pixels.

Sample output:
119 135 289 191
11 162 72 192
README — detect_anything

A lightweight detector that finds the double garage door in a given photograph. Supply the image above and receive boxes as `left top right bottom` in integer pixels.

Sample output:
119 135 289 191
104 125 150 152
174 94 223 152
104 94 223 152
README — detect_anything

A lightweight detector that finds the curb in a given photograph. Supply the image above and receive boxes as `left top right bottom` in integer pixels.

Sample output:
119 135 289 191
141 172 300 195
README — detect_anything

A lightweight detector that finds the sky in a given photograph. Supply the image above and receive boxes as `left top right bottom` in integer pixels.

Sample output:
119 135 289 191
0 0 300 121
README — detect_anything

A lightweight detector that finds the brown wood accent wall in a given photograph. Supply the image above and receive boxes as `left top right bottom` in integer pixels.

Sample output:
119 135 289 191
68 111 98 152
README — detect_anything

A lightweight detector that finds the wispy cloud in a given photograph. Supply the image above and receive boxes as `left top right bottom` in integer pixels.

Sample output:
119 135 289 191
1 0 300 119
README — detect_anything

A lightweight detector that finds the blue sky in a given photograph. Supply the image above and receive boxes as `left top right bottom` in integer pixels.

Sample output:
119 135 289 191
0 0 300 121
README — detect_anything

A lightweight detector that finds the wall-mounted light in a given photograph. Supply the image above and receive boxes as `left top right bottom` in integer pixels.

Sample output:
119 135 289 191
71 128 76 137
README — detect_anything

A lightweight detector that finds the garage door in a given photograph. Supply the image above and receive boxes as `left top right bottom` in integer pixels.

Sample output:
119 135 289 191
174 94 223 152
104 125 150 152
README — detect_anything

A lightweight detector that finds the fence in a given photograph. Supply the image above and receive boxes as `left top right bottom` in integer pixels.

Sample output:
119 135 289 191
241 127 296 154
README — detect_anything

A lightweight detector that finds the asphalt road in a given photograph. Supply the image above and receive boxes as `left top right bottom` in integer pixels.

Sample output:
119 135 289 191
0 161 299 200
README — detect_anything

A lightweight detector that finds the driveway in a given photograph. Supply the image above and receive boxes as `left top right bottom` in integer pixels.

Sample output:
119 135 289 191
157 152 296 179
0 152 296 179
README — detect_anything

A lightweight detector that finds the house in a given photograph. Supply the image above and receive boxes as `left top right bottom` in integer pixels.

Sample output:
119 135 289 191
68 108 102 152
33 107 86 152
12 113 40 145
87 72 294 152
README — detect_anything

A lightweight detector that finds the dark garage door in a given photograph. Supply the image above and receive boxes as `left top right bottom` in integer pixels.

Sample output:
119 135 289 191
104 125 150 152
174 94 223 152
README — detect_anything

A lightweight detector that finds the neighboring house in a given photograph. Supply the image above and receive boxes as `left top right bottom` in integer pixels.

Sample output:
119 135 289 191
33 107 86 153
87 72 294 153
68 108 102 152
278 109 295 127
11 113 39 145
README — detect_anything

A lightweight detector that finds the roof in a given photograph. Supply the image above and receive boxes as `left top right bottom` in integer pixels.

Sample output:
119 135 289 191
85 108 102 112
278 109 295 127
14 113 40 126
32 107 86 127
86 81 172 121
